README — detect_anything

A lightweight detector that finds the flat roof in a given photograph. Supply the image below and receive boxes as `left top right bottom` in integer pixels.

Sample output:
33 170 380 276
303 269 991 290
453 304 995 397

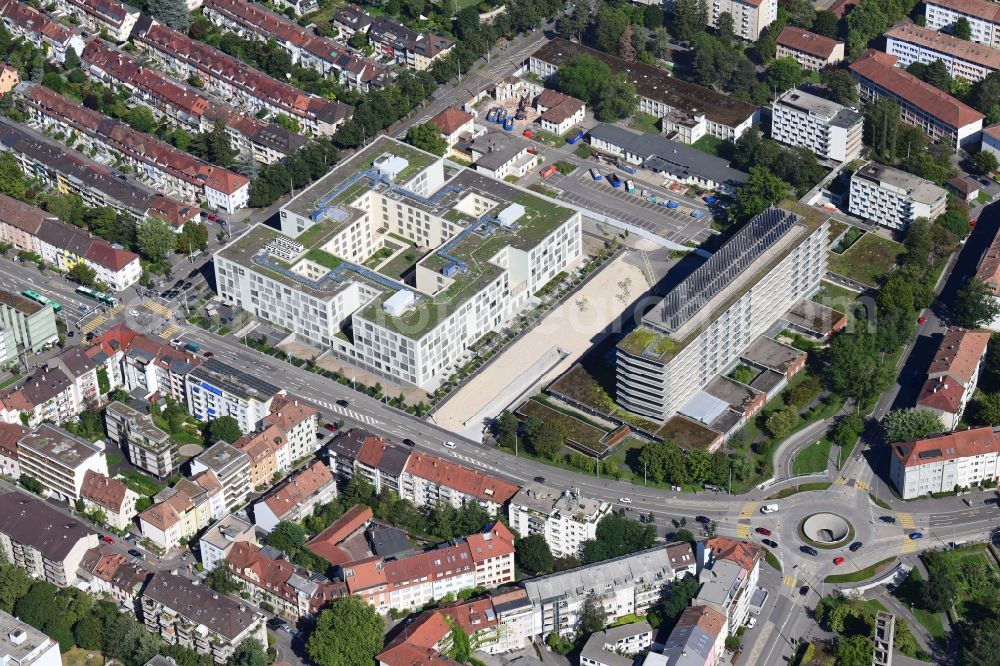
740 336 805 373
776 88 863 129
190 357 280 401
783 299 845 336
854 162 948 205
19 424 102 468
0 609 53 665
655 415 721 450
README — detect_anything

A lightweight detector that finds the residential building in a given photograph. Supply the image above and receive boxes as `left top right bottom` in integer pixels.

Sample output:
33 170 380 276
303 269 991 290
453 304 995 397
138 472 224 550
233 426 286 491
18 83 250 213
529 40 757 142
0 0 84 64
581 623 655 666
775 27 845 70
50 344 115 409
890 426 1000 497
77 545 149 608
253 460 336 532
364 16 454 70
0 367 78 428
429 107 475 149
201 0 387 90
92 325 201 403
80 470 139 530
524 543 693 637
259 394 318 463
16 424 108 501
924 0 1000 49
0 65 19 95
80 40 308 165
0 423 26 478
0 491 99 585
226 542 343 619
131 18 353 136
327 430 409 496
771 89 864 162
705 0 777 41
459 131 540 180
305 504 373 565
0 609 62 666
0 119 199 229
978 123 1000 168
507 482 612 558
849 162 948 230
695 537 762 633
190 441 252 512
401 451 521 514
886 21 1000 83
587 124 748 195
534 89 585 135
104 401 178 479
0 289 57 353
975 222 1000 330
215 137 583 388
916 328 990 428
659 605 728 666
186 358 281 434
200 514 256 572
616 204 829 420
52 0 139 42
948 176 980 202
850 49 984 149
140 572 267 663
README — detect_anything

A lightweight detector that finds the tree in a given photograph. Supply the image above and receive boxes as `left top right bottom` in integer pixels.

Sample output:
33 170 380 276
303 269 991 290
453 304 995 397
685 448 713 483
824 331 895 405
516 534 553 574
659 575 700 625
717 11 735 38
18 475 43 495
638 440 688 485
821 69 858 105
493 411 519 449
558 55 611 105
264 521 307 555
136 217 176 263
971 391 1000 426
835 635 875 666
0 151 25 201
595 75 638 122
955 16 972 40
307 596 384 666
67 262 97 287
675 528 694 542
973 150 999 175
881 408 944 443
782 0 816 28
593 6 630 55
674 0 707 42
103 613 159 666
580 592 607 633
406 123 447 156
954 278 1000 328
206 565 241 595
730 167 790 223
582 514 656 563
177 222 208 255
85 207 118 240
961 617 1000 666
231 639 266 666
832 411 864 448
125 106 155 133
529 421 564 460
0 564 31 614
73 615 104 651
14 581 59 630
922 568 957 612
924 59 953 92
204 120 237 167
206 415 242 443
766 57 803 95
812 9 839 37
146 0 190 31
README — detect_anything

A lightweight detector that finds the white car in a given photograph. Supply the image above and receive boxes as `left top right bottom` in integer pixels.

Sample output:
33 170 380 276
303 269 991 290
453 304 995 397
127 309 140 317
746 616 757 629
443 440 457 449
619 497 632 504
760 504 779 514
170 337 183 346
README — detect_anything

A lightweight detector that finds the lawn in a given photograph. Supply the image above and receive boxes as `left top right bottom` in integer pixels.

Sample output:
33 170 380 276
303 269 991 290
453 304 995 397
892 568 947 641
62 647 104 666
762 547 781 572
824 556 897 583
516 398 610 455
828 232 905 287
792 437 833 475
120 469 164 497
927 544 1000 622
691 134 734 159
0 373 21 390
768 482 832 499
978 190 993 205
630 113 660 134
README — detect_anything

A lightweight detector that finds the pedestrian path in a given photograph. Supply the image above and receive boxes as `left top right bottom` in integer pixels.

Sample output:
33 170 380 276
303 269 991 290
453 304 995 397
143 301 172 317
81 315 107 334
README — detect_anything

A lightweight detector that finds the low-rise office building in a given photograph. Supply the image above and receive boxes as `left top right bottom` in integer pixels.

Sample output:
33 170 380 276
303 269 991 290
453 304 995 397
104 401 178 480
52 0 139 43
771 89 864 163
890 426 1000 498
200 514 256 572
507 483 612 558
16 424 109 502
0 289 57 353
886 21 1000 83
80 470 139 530
253 460 336 532
186 358 281 434
924 0 1000 49
190 441 252 512
916 328 990 429
0 609 63 666
775 27 845 70
848 162 948 230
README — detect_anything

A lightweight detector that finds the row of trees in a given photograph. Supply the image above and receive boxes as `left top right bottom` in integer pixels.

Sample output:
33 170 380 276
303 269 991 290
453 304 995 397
637 439 753 487
557 55 638 122
865 99 958 185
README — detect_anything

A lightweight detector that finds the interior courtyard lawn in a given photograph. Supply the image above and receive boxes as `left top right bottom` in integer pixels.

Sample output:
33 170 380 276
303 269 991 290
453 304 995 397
827 232 905 287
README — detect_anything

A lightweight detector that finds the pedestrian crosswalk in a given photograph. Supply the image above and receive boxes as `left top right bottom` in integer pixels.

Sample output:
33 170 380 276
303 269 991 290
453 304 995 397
108 304 124 316
901 537 919 554
736 524 750 538
143 301 172 317
81 315 107 334
159 324 183 340
835 476 847 485
897 512 915 528
312 398 380 426
739 501 759 519
783 574 797 588
855 479 870 492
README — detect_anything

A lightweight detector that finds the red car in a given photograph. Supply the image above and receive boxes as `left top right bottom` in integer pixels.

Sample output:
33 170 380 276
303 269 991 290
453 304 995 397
755 527 772 536
917 315 926 324
101 535 115 544
833 556 845 565
323 423 338 432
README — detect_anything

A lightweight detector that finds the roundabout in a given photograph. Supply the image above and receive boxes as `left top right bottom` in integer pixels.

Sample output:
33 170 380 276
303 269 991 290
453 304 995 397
799 512 855 549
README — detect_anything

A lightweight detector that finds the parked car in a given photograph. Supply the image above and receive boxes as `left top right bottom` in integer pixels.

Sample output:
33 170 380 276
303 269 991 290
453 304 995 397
128 549 143 559
755 527 772 536
695 515 711 524
203 351 214 358
101 535 115 544
323 423 338 432
984 497 999 505
849 541 863 552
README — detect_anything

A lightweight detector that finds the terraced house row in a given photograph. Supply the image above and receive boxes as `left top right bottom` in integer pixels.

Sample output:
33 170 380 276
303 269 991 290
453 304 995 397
332 6 454 71
52 0 140 43
131 17 353 136
16 82 251 212
0 0 84 64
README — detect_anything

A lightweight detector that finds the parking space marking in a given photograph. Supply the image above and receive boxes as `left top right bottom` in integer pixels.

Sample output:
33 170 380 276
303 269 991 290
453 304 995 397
81 315 107 334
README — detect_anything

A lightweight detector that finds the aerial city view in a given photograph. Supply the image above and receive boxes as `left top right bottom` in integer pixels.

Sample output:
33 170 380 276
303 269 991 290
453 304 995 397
3 0 1000 664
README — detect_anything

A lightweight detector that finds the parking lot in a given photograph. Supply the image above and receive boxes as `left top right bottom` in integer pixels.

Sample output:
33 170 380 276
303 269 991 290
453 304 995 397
543 167 714 246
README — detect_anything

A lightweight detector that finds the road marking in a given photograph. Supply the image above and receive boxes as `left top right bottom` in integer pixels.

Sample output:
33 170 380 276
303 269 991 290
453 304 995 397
143 301 173 317
108 305 124 316
898 512 915 528
783 574 797 588
81 315 107 334
448 450 499 473
736 523 750 538
739 501 758 519
855 479 870 492
835 476 847 485
160 324 183 340
312 399 380 426
901 537 918 554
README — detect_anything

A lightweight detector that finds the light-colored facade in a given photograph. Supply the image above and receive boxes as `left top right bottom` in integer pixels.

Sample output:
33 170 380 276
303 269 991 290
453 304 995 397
253 460 336 532
138 473 224 550
0 610 63 666
508 483 612 558
0 290 57 353
0 0 84 64
924 0 1000 49
771 89 864 163
695 538 762 633
52 0 139 43
886 21 1000 83
190 441 252 512
185 358 280 434
659 605 728 666
617 205 829 421
104 401 178 479
891 427 1000 498
226 542 342 620
708 0 777 41
215 137 582 389
260 394 319 463
775 27 845 71
199 513 256 572
17 424 109 502
849 162 948 230
79 470 139 530
915 328 990 428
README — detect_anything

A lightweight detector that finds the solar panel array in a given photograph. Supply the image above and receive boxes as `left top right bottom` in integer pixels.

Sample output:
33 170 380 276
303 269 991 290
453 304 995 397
657 208 799 332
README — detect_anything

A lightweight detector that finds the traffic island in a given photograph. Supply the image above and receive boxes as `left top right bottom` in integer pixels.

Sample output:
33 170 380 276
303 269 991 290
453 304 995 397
799 512 855 550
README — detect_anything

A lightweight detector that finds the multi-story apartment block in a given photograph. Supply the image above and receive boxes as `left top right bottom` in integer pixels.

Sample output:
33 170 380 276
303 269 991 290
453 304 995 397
186 358 280 434
507 483 612 558
52 0 139 42
259 394 318 462
326 429 408 495
141 572 267 664
78 546 149 608
523 543 694 637
131 18 353 136
50 345 115 409
253 460 336 532
775 27 845 71
581 623 654 666
660 605 728 666
0 367 78 428
200 514 256 572
79 470 139 530
15 424 109 501
92 326 201 403
104 401 178 479
0 424 26 479
332 9 453 71
925 0 1000 49
850 49 984 149
616 205 829 420
0 120 199 228
305 504 373 564
400 451 521 514
890 426 1000 498
0 491 99 586
849 162 948 230
0 609 63 666
0 290 57 353
190 441 252 512
138 472 224 550
226 542 343 619
529 40 757 142
0 0 84 64
705 0 777 41
216 137 582 389
695 538 762 633
771 89 864 162
201 0 387 90
916 328 989 428
975 222 1000 330
233 426 287 490
80 40 307 165
886 21 1000 83
17 83 250 213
